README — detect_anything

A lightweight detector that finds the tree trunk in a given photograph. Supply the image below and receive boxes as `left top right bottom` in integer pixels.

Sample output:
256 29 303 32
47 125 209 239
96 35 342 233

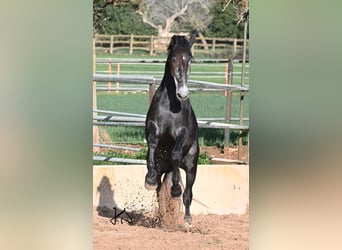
198 32 209 51
156 25 172 51
158 18 173 38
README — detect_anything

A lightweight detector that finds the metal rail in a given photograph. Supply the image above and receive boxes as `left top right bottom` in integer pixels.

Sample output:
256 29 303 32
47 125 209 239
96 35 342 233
93 143 142 152
93 155 146 164
96 58 249 64
93 74 249 91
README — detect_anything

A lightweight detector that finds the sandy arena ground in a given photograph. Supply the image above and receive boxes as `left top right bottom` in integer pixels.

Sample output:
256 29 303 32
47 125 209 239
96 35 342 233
94 140 249 249
93 205 249 250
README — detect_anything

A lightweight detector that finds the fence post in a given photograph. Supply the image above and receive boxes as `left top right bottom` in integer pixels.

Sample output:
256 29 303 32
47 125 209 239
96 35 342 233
110 35 114 54
224 63 228 97
233 38 237 57
238 20 248 160
116 63 120 93
93 37 100 152
224 60 233 154
150 35 154 55
108 58 112 93
212 38 216 52
129 34 134 55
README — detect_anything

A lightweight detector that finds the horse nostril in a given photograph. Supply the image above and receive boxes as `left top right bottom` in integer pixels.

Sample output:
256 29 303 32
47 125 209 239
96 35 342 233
177 93 189 101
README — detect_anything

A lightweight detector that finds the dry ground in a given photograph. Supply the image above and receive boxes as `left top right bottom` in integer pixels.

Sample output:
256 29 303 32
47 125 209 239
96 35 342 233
94 129 249 249
93 206 249 250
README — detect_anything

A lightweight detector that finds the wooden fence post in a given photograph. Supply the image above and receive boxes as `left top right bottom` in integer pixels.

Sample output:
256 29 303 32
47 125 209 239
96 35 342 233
224 60 233 154
108 58 112 93
93 37 100 152
110 35 114 54
233 38 237 57
224 63 228 97
149 35 154 55
212 38 216 52
238 20 248 160
129 34 134 55
116 63 120 93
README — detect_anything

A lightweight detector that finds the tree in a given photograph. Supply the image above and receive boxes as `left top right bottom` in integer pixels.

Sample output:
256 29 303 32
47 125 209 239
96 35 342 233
93 0 156 35
204 2 244 38
222 0 249 24
93 0 130 34
137 0 215 38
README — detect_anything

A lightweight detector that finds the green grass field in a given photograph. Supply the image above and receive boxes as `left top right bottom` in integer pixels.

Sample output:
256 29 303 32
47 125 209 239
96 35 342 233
95 54 249 147
96 54 249 85
96 91 249 146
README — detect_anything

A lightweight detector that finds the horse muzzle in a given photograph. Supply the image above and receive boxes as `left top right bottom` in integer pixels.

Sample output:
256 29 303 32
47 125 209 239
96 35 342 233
176 86 189 101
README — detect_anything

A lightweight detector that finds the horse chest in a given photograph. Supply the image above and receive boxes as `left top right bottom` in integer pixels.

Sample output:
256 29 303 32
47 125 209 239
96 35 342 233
157 112 187 136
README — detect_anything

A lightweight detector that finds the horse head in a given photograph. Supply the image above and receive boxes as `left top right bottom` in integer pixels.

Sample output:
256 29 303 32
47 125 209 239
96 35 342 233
167 34 196 101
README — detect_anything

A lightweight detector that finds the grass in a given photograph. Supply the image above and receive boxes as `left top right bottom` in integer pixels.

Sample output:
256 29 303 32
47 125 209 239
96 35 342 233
96 54 249 85
93 147 211 165
97 91 249 121
96 91 249 146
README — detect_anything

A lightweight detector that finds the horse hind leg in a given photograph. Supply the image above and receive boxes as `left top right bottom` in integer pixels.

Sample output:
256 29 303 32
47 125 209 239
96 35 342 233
170 149 183 197
170 128 187 197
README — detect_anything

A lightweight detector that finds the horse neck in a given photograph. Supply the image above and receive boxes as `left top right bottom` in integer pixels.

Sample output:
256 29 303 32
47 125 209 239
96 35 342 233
159 61 188 112
160 62 176 96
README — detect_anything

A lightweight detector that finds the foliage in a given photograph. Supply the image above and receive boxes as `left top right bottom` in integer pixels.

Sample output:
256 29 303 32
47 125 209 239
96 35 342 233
93 0 247 38
93 147 212 165
198 151 211 164
93 1 156 35
222 0 249 24
203 2 245 38
134 146 147 159
93 149 143 165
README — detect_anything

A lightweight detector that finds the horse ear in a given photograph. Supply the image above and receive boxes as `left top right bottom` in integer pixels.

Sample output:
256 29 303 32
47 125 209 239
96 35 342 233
189 33 197 48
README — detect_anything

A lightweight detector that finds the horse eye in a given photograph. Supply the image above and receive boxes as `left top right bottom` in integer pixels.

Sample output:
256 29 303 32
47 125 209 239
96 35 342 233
171 57 177 63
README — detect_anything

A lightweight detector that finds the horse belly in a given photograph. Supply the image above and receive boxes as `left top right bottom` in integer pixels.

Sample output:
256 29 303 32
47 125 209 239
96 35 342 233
154 135 174 172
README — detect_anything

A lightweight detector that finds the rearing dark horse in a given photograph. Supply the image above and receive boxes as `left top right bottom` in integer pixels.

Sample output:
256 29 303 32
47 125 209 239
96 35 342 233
145 34 199 227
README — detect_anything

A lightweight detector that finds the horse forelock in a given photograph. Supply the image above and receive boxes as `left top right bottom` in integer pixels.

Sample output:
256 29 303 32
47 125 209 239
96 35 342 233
167 36 193 58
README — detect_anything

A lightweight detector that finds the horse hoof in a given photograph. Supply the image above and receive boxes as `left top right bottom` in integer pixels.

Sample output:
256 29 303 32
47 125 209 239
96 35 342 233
171 184 182 197
185 223 192 232
184 216 192 232
145 173 157 190
145 181 157 190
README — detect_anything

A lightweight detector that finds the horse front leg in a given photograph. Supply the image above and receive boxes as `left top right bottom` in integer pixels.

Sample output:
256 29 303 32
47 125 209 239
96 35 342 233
170 127 187 197
145 121 159 190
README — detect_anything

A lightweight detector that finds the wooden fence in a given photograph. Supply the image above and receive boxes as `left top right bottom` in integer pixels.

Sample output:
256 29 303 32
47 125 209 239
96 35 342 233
94 34 248 57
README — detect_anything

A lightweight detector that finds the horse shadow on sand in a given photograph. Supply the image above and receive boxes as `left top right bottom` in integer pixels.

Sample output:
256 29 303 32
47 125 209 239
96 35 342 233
96 176 162 228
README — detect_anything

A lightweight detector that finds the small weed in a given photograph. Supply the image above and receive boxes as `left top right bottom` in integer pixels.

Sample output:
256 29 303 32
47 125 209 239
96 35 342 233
135 146 147 159
198 151 211 164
